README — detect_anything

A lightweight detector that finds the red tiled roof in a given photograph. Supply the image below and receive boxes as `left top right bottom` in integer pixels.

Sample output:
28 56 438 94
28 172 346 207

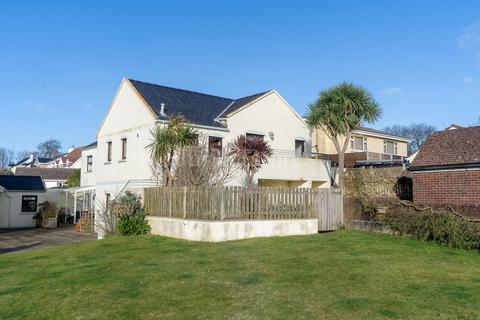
411 126 480 168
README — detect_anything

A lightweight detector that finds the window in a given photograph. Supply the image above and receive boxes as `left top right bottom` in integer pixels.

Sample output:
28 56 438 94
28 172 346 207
106 141 112 162
105 193 111 205
384 140 398 155
246 133 264 141
208 136 222 156
121 138 127 160
350 136 367 151
295 140 305 157
21 195 37 212
86 155 93 172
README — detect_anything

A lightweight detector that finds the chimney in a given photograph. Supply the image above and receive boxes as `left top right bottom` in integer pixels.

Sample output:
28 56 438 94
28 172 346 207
160 103 167 117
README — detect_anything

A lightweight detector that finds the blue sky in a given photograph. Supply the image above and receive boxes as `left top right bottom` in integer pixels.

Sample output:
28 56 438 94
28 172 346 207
1 1 480 153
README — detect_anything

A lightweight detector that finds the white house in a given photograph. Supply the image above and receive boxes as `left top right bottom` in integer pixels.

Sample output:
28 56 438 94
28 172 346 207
78 78 331 207
0 175 46 228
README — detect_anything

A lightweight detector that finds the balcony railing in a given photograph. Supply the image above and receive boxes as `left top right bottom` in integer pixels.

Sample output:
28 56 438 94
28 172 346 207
271 149 330 160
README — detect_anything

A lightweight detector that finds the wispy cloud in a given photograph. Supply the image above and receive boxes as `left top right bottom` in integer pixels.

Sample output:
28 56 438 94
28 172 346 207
25 101 45 111
379 87 402 96
464 76 474 84
457 23 480 50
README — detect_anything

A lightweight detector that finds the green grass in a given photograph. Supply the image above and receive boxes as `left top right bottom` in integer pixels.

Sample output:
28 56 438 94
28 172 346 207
1 230 480 319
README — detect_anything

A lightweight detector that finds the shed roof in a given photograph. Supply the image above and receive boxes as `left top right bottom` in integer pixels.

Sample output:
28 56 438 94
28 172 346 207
0 175 46 192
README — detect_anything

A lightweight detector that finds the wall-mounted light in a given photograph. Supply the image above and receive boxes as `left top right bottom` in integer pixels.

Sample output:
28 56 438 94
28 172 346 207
268 131 275 140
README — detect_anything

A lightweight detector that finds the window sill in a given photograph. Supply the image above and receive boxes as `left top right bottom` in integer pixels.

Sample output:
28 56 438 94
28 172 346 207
104 162 112 165
20 212 36 215
118 159 127 163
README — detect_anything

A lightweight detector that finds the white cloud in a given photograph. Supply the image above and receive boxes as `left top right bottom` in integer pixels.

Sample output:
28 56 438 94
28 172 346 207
464 76 474 84
379 87 402 96
25 101 45 111
457 23 480 50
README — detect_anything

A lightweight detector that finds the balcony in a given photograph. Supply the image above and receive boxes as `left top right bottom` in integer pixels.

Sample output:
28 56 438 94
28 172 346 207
328 151 406 168
255 149 332 188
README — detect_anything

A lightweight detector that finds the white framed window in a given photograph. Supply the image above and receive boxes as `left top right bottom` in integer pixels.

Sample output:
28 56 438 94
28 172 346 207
121 138 127 160
350 136 367 151
86 155 93 172
295 140 305 157
208 136 223 156
384 140 398 155
106 141 112 162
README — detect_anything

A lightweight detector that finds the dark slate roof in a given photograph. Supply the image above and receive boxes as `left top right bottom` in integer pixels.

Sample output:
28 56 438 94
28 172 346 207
411 126 480 168
128 79 269 128
0 175 46 192
82 141 97 149
15 167 76 181
218 91 271 118
36 157 52 163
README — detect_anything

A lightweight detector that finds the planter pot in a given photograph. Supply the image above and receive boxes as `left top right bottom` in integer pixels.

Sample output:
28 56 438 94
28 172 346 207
75 223 81 232
43 218 58 229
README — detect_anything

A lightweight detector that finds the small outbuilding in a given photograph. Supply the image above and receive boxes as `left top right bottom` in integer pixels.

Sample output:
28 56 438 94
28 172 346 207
409 125 480 217
0 175 46 228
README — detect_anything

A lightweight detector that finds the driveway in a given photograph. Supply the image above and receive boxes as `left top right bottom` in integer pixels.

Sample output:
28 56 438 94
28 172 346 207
0 226 96 254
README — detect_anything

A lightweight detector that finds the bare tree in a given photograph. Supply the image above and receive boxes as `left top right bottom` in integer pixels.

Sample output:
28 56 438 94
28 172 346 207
384 123 436 154
0 147 15 168
16 150 38 161
175 137 237 187
37 139 62 158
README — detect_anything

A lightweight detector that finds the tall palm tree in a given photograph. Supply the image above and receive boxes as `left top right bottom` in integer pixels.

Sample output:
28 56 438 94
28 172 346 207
306 82 381 191
229 135 272 190
146 115 197 186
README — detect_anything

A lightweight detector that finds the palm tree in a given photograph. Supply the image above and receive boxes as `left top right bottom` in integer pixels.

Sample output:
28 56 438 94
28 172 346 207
229 135 273 190
146 115 197 186
306 82 381 191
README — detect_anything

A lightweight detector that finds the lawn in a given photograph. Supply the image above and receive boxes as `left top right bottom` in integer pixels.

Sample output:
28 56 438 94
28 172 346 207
1 230 480 320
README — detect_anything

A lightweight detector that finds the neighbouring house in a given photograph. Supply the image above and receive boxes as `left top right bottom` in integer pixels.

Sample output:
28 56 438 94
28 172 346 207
10 155 52 169
48 147 82 169
0 175 46 228
12 167 76 189
409 125 480 217
312 126 410 168
77 78 332 208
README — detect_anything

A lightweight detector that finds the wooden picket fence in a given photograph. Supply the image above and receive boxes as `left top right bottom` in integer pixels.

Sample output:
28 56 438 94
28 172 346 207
144 186 343 230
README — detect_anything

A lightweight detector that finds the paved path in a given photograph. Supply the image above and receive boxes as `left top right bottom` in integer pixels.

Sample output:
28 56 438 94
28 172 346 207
0 226 96 254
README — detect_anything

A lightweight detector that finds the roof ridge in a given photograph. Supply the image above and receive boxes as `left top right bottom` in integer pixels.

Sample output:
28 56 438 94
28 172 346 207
128 78 234 102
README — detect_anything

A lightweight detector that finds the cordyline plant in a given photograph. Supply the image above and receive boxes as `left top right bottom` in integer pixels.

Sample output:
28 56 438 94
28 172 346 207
306 82 381 191
146 115 197 186
229 135 272 190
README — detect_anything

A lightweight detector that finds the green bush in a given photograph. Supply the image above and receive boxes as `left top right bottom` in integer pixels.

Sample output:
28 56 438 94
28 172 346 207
112 192 151 236
381 207 480 250
118 214 151 236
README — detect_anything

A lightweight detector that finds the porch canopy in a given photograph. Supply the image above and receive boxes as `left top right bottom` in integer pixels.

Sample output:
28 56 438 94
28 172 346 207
59 186 96 223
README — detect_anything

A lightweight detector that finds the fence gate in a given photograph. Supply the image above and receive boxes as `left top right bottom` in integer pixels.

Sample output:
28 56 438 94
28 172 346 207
316 189 342 231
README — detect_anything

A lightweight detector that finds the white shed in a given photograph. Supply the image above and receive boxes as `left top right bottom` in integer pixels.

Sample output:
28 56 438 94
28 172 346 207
0 175 46 228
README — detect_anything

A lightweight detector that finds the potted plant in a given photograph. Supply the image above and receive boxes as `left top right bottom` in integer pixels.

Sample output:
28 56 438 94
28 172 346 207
38 201 58 229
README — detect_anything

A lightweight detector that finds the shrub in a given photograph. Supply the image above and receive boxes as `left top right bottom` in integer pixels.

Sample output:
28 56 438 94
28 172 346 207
112 192 151 236
361 203 379 221
381 206 480 250
117 214 151 236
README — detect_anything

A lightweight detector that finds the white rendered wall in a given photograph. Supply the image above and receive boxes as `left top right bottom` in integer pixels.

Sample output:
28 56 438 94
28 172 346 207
0 192 46 228
147 216 318 242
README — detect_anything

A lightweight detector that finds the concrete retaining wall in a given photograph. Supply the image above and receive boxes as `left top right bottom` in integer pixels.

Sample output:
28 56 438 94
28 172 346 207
147 216 318 242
